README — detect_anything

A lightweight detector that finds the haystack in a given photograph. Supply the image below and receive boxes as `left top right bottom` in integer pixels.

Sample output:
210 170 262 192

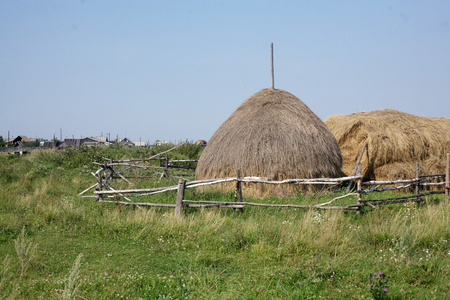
195 88 343 198
324 109 450 180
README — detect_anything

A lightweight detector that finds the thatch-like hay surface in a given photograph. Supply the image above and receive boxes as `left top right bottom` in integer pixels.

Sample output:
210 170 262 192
324 109 450 180
195 88 343 197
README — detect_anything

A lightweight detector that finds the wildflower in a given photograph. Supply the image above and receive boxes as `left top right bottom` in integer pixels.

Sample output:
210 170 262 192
299 283 302 287
369 271 389 299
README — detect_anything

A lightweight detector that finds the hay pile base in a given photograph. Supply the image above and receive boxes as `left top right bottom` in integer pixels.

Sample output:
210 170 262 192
196 181 337 200
324 109 450 181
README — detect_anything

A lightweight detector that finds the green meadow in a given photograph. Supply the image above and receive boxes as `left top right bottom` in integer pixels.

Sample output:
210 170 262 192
0 145 448 299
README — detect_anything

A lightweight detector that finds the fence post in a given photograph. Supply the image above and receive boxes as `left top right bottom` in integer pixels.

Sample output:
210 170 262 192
235 170 243 213
415 162 421 203
108 160 114 182
356 165 362 214
347 143 367 191
445 153 449 202
162 155 169 178
175 178 186 219
96 169 103 202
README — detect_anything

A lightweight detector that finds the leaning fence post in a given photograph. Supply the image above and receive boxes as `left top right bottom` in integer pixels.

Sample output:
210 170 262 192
347 143 367 191
356 165 362 214
235 170 243 213
175 178 186 219
415 162 421 203
445 153 449 202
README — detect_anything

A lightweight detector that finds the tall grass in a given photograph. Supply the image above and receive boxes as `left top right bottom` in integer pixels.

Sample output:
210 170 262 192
0 147 448 299
14 226 38 277
62 253 83 300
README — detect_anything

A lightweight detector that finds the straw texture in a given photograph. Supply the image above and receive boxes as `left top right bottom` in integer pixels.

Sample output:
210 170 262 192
195 88 343 197
324 109 450 180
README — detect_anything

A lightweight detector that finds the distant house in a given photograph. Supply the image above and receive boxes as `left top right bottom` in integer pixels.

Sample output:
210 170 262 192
81 137 108 146
12 136 37 147
90 136 109 144
154 140 171 146
133 141 148 147
40 141 57 148
60 136 110 148
118 138 135 147
60 139 82 148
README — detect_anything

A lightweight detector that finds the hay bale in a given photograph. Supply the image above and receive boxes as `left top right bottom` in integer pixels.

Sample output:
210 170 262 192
195 88 343 198
324 109 450 180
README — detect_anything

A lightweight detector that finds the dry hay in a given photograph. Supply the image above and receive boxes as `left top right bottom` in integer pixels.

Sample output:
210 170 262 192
195 88 343 198
324 109 450 181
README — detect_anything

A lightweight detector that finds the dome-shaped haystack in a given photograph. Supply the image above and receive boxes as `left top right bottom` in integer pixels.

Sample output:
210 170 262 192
195 88 343 197
324 109 450 181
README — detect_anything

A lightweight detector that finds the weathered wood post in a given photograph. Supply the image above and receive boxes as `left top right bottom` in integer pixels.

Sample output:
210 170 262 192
235 170 243 213
108 159 114 183
164 155 169 177
356 165 362 214
95 168 104 202
175 178 186 219
415 162 421 203
347 143 367 191
445 153 449 202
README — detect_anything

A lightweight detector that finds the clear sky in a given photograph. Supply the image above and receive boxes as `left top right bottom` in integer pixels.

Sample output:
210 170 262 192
1 0 449 143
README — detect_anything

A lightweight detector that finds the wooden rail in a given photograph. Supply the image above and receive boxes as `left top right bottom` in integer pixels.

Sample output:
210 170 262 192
80 153 450 217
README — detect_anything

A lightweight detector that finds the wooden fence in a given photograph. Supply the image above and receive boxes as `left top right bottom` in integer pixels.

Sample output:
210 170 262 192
90 143 198 180
80 153 450 217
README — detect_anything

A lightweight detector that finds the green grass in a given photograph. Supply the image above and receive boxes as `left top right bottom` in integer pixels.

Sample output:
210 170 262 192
0 146 449 299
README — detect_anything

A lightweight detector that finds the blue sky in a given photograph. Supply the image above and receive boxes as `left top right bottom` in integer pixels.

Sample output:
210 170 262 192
1 0 449 143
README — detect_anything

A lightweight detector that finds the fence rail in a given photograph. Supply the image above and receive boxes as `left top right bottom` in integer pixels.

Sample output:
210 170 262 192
79 153 450 217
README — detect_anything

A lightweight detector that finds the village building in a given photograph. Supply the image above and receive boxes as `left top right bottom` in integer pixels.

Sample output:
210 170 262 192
12 136 37 147
60 137 111 148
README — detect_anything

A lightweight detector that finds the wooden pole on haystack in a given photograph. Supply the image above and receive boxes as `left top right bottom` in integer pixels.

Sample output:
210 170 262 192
445 153 449 202
271 43 274 89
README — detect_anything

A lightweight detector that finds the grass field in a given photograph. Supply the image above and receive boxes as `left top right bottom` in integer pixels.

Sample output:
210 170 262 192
0 145 448 299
